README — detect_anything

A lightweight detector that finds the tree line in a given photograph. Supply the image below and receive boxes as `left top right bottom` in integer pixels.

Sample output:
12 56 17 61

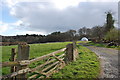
1 12 120 45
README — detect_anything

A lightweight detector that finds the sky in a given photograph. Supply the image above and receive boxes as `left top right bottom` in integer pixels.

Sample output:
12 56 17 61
0 0 119 36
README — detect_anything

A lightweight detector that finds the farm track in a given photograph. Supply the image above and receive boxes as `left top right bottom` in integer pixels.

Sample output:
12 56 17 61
84 46 119 78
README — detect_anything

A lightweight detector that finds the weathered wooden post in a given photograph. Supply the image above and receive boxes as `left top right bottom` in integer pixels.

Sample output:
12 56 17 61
64 44 73 64
16 44 30 80
10 48 16 73
64 42 78 64
73 41 79 61
10 48 16 80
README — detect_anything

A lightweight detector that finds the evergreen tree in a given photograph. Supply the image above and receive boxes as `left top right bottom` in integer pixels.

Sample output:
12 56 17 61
105 12 115 32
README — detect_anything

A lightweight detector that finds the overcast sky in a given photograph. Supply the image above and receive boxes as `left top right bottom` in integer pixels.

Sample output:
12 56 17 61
0 0 119 36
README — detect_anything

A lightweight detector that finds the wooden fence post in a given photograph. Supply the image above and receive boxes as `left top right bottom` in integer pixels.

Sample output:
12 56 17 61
64 42 78 64
64 44 73 64
10 48 16 80
73 42 79 61
10 48 16 73
16 44 30 80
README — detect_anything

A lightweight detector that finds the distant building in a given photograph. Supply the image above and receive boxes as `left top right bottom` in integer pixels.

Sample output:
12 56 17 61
81 37 88 41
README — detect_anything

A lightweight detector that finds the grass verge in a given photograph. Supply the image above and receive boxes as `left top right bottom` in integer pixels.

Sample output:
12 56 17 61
85 42 120 50
51 45 100 79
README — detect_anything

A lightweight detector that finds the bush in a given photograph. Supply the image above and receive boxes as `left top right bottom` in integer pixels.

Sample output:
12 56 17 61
104 28 119 42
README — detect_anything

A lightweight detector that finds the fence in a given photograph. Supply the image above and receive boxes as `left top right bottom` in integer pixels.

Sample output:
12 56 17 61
0 42 78 79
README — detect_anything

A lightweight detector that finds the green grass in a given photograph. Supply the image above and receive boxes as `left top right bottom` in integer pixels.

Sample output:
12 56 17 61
86 42 106 47
1 42 72 75
2 42 72 62
1 41 100 79
29 42 72 59
77 41 91 44
1 45 17 62
86 42 120 50
51 45 100 79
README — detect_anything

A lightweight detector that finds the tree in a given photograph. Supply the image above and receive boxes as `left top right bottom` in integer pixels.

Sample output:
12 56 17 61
78 27 87 36
105 12 115 33
67 30 76 37
104 28 119 42
51 31 61 35
66 30 77 41
78 27 92 39
91 26 105 40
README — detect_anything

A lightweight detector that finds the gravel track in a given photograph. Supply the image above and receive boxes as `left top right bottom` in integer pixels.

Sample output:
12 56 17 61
85 46 119 78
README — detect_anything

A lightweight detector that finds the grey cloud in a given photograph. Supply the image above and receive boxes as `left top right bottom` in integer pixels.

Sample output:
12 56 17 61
11 2 118 34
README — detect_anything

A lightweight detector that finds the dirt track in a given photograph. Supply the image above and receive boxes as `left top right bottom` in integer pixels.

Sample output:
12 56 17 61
86 46 119 78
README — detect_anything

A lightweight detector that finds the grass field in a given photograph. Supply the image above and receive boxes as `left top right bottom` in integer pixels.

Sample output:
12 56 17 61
2 42 72 62
1 41 100 79
1 42 72 75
